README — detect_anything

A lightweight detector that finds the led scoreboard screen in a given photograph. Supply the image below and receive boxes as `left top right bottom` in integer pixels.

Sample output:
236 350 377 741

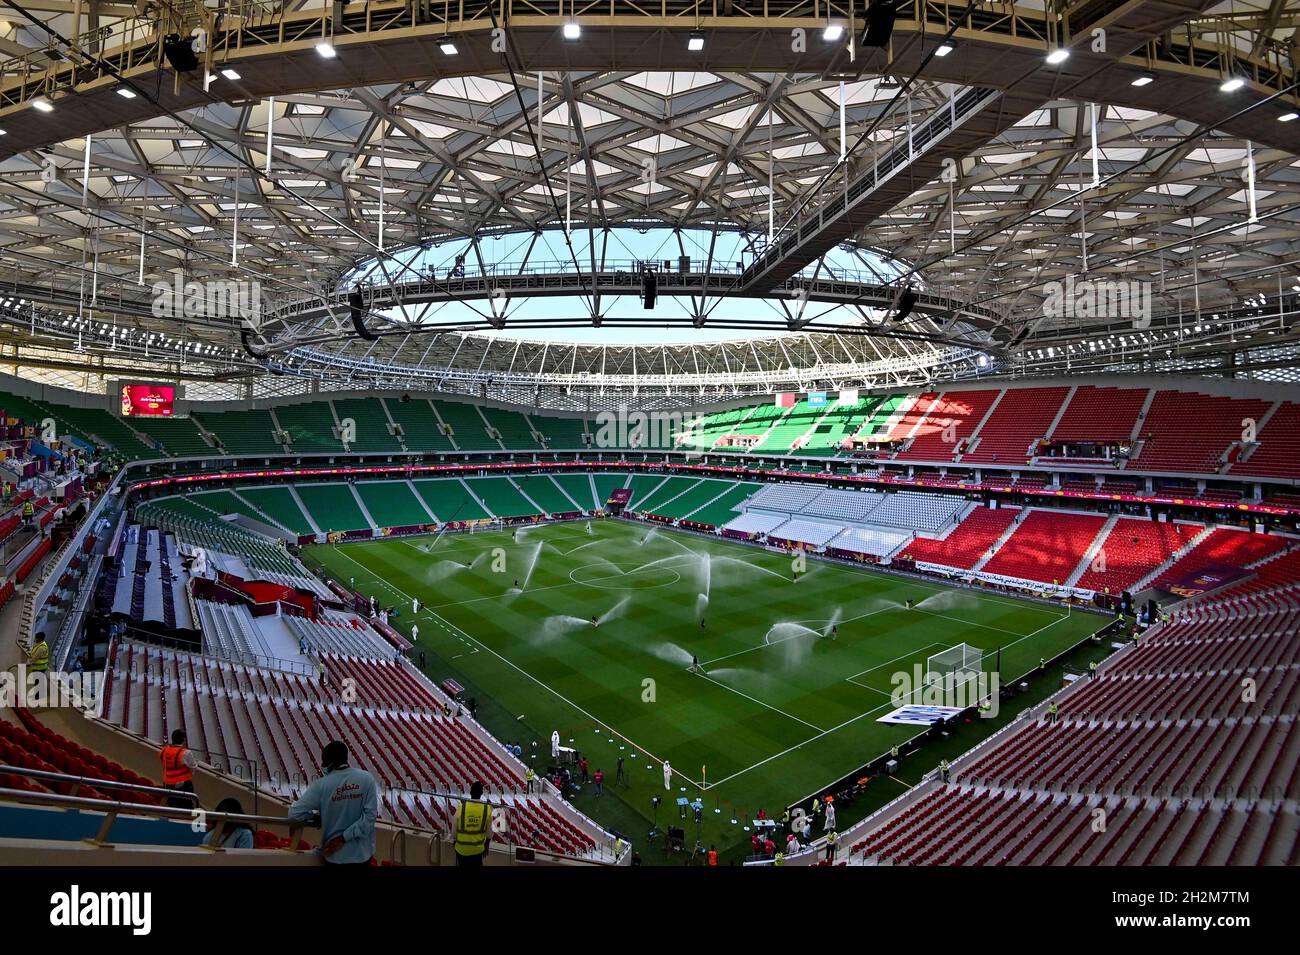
120 383 176 418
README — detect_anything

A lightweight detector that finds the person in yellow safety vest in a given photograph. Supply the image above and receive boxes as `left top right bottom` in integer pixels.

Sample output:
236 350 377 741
1089 660 1099 679
774 852 784 867
939 759 951 783
21 500 34 526
24 634 49 673
160 729 197 808
1047 701 1059 724
454 780 492 867
525 767 536 794
890 744 900 760
824 831 838 862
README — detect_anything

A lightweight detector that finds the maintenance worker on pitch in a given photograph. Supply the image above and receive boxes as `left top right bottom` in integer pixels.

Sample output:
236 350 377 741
454 780 493 867
289 740 378 865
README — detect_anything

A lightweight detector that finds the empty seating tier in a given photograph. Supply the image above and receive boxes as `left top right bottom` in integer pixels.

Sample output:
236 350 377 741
354 481 433 528
1135 390 1271 474
432 401 499 451
845 581 1300 867
275 402 344 453
332 398 404 453
98 641 602 857
193 409 282 455
963 386 1069 465
464 477 537 517
514 475 579 514
295 483 370 533
980 510 1107 584
1050 385 1149 443
769 518 842 547
1076 518 1203 593
1231 401 1300 479
901 506 1019 570
1152 529 1289 591
896 390 1001 462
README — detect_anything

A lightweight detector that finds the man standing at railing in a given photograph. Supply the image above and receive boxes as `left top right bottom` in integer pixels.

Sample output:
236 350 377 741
453 781 492 867
160 729 198 809
289 740 378 866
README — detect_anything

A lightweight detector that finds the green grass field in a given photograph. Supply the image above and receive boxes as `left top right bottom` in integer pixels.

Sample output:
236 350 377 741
305 519 1102 857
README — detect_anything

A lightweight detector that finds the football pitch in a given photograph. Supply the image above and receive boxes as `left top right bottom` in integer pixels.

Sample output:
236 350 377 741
306 519 1102 852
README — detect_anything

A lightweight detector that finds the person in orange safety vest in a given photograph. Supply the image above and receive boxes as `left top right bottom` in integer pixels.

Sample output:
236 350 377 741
160 729 198 809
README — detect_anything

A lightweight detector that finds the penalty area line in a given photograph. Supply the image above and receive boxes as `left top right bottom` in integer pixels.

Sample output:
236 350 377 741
688 670 826 733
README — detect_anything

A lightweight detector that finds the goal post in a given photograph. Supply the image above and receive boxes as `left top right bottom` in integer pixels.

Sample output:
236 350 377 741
926 643 984 689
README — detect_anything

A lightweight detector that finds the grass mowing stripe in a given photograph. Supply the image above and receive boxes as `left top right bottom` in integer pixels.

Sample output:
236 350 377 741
689 670 827 733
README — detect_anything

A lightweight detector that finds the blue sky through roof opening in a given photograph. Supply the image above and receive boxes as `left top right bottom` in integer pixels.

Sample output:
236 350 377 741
343 227 914 344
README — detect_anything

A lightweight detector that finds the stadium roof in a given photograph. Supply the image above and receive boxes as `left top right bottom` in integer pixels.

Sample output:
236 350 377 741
0 1 1297 399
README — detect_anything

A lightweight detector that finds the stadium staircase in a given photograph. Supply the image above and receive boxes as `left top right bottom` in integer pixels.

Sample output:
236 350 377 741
963 386 1070 465
901 506 1021 571
1076 518 1205 594
1231 401 1300 479
895 390 1001 462
1065 514 1120 588
347 485 381 531
979 510 1109 585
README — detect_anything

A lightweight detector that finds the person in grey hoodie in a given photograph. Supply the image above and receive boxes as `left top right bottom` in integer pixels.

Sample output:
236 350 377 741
289 740 378 865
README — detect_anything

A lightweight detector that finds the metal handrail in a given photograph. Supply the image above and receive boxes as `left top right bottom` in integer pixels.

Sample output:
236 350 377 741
0 764 198 805
0 784 312 849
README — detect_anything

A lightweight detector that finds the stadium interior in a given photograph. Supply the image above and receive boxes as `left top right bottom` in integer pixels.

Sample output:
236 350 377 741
0 0 1297 872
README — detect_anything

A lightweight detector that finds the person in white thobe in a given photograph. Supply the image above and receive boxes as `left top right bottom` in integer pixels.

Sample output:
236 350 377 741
551 730 560 759
663 761 672 790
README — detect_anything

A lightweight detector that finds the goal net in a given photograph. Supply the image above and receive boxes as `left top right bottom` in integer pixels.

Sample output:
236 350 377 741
926 644 984 690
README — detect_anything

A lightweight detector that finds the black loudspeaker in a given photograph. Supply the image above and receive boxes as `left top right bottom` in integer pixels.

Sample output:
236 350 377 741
163 34 199 72
862 3 897 48
240 328 268 359
894 287 917 322
641 269 658 310
349 290 380 341
1121 591 1134 614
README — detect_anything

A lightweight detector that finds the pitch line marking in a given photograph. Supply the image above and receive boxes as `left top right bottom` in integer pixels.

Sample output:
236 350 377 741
843 641 951 688
909 605 1063 638
688 670 827 733
701 694 902 790
422 552 701 610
